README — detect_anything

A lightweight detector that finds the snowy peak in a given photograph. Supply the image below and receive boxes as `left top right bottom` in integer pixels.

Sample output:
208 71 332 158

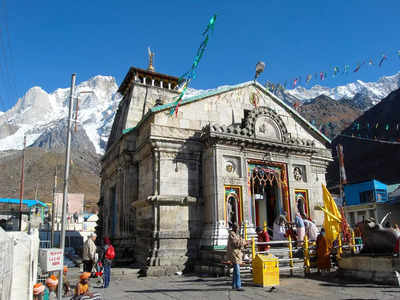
286 72 400 103
0 75 120 153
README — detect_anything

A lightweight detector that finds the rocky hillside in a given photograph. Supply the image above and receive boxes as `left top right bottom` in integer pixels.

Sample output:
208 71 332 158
327 88 400 187
297 95 363 139
0 147 101 212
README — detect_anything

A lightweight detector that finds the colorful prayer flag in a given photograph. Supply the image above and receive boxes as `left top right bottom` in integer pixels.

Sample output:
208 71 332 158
353 64 361 72
333 67 339 77
320 72 324 80
306 74 312 83
293 78 298 88
344 65 350 74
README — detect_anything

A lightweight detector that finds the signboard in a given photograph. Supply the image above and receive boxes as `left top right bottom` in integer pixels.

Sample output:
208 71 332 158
39 248 64 272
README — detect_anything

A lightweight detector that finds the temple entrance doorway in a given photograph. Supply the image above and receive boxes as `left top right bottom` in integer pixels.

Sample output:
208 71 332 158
249 162 291 235
253 172 280 230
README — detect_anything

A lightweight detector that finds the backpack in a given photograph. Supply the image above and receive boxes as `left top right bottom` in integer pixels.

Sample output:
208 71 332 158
105 245 115 260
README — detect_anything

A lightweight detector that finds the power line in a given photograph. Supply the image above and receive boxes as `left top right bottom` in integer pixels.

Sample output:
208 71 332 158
339 134 400 145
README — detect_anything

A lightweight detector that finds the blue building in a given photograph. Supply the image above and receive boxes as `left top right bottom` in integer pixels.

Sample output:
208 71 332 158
344 180 388 206
0 198 47 231
343 180 400 226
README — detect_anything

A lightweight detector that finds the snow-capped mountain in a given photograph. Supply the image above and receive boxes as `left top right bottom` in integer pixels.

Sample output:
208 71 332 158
0 75 120 153
285 72 400 104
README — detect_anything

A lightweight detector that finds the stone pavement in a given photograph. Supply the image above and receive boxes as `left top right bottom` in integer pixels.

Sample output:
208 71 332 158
63 268 400 300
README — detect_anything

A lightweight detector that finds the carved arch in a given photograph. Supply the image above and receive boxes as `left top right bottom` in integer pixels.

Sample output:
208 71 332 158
244 107 288 141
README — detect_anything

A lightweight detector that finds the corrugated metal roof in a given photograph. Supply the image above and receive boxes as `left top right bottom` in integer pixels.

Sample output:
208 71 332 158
387 184 400 194
0 198 47 208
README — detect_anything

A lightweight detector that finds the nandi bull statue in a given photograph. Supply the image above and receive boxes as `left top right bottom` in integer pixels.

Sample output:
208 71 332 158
356 213 400 254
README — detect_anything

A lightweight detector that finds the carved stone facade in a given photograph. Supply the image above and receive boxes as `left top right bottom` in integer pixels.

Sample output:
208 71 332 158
100 68 333 275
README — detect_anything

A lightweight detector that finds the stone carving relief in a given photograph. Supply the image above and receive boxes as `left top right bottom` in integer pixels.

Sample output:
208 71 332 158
223 156 241 177
254 116 281 141
293 167 303 181
225 161 235 173
293 165 307 182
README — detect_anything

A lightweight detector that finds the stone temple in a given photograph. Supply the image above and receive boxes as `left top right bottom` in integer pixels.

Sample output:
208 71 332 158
99 63 333 275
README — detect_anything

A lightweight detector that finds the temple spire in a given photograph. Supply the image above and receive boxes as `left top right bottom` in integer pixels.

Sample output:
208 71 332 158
147 47 155 72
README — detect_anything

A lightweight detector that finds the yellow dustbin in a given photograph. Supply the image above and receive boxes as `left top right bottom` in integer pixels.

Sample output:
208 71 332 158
252 254 279 287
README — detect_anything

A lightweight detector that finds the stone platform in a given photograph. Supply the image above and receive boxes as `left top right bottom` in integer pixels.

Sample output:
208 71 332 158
338 255 400 285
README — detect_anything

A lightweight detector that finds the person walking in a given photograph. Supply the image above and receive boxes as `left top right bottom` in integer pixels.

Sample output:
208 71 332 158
226 223 248 291
102 237 115 288
83 233 97 274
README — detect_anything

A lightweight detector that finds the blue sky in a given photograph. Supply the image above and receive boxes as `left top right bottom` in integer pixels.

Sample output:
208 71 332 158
0 0 399 111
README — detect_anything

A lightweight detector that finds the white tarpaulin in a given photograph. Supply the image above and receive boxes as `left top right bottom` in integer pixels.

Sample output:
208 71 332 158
0 227 13 300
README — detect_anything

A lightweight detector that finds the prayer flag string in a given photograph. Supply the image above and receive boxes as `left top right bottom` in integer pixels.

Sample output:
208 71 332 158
170 14 217 116
265 49 400 95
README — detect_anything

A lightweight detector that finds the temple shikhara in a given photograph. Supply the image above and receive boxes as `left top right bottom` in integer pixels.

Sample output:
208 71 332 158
99 59 333 275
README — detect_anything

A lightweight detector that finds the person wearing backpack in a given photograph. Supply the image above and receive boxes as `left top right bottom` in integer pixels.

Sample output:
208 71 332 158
102 237 115 288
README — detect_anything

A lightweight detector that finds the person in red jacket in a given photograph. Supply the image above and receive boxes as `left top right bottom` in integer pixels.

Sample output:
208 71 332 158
256 226 270 253
102 237 115 288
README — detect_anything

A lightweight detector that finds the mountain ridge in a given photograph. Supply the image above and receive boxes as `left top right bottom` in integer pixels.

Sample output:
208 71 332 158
0 72 399 154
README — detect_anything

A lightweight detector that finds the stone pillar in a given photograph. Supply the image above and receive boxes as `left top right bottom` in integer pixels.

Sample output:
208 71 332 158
133 195 197 276
201 146 229 249
241 156 256 237
160 81 163 88
168 82 171 89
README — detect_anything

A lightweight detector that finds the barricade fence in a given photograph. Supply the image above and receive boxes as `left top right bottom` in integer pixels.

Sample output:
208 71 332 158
216 223 363 277
242 224 363 276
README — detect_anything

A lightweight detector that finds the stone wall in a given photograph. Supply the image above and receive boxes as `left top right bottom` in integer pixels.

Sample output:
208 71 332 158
126 83 179 129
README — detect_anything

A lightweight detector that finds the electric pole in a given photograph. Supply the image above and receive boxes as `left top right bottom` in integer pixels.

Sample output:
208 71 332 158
58 74 76 300
51 167 57 247
34 183 39 201
18 136 26 231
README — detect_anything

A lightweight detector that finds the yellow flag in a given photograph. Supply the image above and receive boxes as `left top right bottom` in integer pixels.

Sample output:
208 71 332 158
322 184 342 246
